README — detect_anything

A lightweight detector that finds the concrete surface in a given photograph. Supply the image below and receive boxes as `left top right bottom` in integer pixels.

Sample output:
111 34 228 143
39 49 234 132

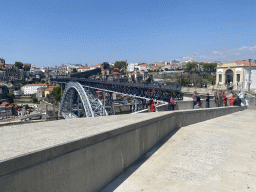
0 106 246 192
102 109 256 192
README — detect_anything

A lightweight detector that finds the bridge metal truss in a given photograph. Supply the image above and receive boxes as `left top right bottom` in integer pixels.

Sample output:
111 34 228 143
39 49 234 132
54 78 183 103
59 81 107 119
54 78 183 118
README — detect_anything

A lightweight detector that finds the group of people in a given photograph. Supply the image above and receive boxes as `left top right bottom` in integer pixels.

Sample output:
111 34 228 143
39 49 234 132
148 95 176 112
192 91 206 109
214 92 228 107
215 92 243 107
148 97 159 112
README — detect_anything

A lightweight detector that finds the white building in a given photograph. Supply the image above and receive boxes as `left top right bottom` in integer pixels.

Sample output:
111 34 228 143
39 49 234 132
22 84 48 95
78 67 90 72
127 63 138 72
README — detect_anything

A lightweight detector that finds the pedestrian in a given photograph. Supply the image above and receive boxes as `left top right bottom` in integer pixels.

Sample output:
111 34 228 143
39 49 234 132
150 101 158 112
234 96 241 106
218 93 223 107
148 97 154 112
169 95 175 111
223 93 227 106
229 94 235 106
206 93 210 108
192 91 197 108
194 101 201 109
214 92 218 107
197 94 201 107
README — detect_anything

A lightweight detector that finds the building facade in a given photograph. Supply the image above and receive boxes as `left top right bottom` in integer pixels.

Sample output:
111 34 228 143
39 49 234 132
22 84 48 95
216 60 256 90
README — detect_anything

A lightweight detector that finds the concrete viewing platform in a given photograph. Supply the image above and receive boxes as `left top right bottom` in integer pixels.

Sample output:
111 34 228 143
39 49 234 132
102 110 256 192
0 106 248 191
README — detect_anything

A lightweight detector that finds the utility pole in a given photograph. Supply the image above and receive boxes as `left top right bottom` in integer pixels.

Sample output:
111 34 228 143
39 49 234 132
248 59 252 92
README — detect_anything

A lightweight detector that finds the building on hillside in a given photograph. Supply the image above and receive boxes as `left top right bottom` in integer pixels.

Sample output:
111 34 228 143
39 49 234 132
54 65 68 76
22 84 48 95
5 64 14 69
0 70 6 79
23 63 31 68
0 102 19 118
110 68 122 81
13 90 23 96
0 58 5 69
216 60 256 90
44 87 54 97
95 64 102 68
78 67 90 72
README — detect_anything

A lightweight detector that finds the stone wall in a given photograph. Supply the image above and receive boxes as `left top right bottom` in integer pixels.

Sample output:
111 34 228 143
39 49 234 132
0 106 246 192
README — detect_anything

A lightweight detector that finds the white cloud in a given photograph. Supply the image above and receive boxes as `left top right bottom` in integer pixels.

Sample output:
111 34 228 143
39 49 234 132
239 46 248 50
212 51 219 54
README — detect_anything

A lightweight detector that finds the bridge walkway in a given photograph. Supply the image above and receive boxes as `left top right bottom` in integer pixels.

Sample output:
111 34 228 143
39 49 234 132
102 109 256 192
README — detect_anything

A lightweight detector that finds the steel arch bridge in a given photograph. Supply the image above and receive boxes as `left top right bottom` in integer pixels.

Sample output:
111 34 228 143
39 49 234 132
52 78 183 119
59 81 107 119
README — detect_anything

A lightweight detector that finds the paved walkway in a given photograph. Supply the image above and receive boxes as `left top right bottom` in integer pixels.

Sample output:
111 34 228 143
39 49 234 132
102 110 256 192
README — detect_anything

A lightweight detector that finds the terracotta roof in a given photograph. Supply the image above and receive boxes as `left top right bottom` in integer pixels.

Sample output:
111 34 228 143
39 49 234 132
1 102 10 106
45 88 54 92
236 61 256 67
0 70 5 73
79 67 90 69
24 84 48 87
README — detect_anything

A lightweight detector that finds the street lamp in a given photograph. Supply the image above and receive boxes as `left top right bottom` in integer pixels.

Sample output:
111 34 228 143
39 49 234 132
248 59 252 93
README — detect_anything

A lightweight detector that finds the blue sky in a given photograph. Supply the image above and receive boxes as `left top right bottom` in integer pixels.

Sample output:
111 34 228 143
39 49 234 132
1 0 256 67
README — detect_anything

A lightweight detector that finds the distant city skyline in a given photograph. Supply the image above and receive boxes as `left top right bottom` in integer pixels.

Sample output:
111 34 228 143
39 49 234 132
1 0 256 67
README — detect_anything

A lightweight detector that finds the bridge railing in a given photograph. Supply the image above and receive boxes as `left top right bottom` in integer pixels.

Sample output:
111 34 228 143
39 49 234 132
52 77 181 92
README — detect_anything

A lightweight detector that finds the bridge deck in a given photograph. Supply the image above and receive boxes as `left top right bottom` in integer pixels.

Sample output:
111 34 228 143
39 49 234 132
102 110 256 192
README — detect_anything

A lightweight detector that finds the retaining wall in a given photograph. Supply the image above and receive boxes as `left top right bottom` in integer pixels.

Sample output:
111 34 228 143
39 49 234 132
0 106 246 192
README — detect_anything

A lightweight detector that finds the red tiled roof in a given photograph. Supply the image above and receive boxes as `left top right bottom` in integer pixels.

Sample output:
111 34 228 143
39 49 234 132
24 84 48 87
45 88 54 92
236 61 256 67
79 67 90 69
1 102 10 106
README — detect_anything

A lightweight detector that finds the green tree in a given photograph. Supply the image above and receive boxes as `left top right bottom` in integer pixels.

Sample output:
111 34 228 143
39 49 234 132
185 62 197 71
102 62 110 69
114 61 127 70
24 65 30 71
32 97 38 103
15 62 23 69
72 68 77 73
53 87 62 101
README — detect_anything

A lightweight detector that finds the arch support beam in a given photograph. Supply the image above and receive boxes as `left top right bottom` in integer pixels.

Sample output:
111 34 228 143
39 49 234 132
59 81 107 119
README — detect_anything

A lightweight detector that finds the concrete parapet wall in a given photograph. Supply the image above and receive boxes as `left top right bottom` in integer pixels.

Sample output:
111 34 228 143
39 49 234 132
0 106 246 192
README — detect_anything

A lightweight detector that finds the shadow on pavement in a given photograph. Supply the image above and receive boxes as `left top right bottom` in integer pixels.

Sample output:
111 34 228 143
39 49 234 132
100 127 181 192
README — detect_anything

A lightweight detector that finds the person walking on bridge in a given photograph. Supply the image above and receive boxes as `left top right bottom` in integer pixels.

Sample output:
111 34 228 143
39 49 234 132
192 91 197 108
168 95 176 111
206 93 210 108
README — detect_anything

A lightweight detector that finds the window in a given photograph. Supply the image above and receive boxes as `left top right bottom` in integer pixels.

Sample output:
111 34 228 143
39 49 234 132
219 74 222 83
237 74 240 82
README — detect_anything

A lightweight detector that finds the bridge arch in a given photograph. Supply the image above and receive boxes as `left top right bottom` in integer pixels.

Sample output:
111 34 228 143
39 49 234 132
59 81 107 119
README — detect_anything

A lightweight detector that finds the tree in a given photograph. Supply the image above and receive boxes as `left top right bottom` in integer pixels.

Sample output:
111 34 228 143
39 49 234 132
32 97 38 103
185 62 197 71
53 87 62 101
72 68 77 73
114 61 126 70
24 65 30 71
15 62 23 69
102 62 110 69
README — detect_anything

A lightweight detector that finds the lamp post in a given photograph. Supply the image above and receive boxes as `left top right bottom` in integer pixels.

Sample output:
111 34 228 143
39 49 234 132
248 59 252 93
